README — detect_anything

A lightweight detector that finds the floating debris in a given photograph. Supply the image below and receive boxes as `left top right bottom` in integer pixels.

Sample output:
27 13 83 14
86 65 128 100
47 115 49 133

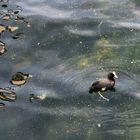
1 0 9 2
29 94 47 102
12 33 24 39
14 16 31 27
0 88 16 107
0 41 7 55
13 10 19 14
38 94 47 100
0 88 16 101
2 14 10 20
0 102 5 108
10 72 33 86
7 7 22 15
97 123 101 128
0 24 6 33
8 26 18 32
15 5 23 12
1 4 8 8
15 16 24 21
29 94 35 102
27 22 31 28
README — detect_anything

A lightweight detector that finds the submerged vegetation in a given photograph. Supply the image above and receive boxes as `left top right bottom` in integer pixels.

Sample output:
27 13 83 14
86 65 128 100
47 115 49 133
73 36 140 75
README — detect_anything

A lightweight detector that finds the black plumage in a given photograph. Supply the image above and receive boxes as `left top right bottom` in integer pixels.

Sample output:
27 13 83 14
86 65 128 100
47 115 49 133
89 72 118 94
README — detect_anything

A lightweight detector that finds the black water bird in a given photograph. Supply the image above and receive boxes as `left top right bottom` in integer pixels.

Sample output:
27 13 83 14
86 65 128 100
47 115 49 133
10 72 32 86
89 71 118 101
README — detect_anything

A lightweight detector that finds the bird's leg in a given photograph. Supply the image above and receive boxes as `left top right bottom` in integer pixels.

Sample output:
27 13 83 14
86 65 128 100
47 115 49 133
98 91 109 101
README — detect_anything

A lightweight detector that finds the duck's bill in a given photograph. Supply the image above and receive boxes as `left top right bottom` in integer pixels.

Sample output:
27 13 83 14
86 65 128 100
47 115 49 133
112 71 118 78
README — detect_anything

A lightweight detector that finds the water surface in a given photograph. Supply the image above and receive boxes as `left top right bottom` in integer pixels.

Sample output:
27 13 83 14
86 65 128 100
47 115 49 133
0 0 140 140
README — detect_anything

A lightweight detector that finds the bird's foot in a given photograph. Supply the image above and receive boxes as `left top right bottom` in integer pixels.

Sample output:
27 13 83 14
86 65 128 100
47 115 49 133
98 91 109 101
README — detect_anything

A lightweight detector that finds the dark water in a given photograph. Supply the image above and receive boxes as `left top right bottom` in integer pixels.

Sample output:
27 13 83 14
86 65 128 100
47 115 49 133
0 0 140 140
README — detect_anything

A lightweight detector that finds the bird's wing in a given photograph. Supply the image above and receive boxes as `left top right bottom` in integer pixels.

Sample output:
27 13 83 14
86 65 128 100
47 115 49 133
91 81 100 86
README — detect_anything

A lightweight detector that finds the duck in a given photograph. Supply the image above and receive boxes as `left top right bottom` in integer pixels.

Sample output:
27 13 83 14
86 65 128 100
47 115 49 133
10 72 32 86
89 71 118 101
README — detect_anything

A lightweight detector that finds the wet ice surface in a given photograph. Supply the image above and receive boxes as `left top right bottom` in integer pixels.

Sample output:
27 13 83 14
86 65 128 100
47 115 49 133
0 0 140 140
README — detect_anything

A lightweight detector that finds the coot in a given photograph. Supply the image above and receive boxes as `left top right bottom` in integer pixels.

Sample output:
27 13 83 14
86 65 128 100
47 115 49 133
89 71 118 101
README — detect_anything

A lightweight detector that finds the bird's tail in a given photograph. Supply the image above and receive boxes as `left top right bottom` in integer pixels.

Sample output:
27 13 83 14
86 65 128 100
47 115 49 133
89 87 94 94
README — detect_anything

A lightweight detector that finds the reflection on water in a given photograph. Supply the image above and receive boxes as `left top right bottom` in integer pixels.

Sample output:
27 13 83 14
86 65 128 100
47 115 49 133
0 0 140 140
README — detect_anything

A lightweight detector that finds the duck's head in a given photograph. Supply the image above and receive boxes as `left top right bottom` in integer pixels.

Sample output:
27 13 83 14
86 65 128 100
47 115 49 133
108 71 118 80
